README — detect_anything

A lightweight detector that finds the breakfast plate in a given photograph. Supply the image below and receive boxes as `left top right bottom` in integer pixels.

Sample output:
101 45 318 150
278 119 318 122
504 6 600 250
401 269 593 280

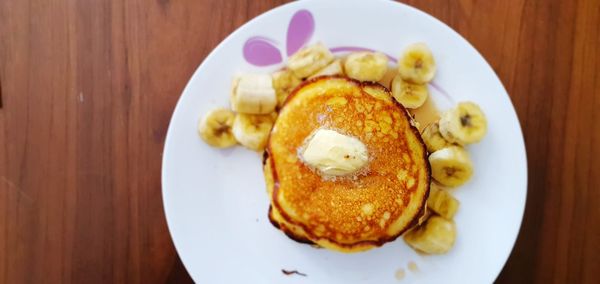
162 0 527 283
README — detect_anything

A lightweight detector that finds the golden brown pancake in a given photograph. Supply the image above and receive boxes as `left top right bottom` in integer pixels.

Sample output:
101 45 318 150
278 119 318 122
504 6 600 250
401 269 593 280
263 156 314 244
265 76 430 252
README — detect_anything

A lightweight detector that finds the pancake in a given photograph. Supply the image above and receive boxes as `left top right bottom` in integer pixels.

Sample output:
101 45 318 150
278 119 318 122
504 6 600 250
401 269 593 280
263 155 314 244
265 76 430 252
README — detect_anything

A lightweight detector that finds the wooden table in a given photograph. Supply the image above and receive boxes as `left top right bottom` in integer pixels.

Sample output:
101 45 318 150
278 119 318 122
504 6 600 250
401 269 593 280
1 0 598 283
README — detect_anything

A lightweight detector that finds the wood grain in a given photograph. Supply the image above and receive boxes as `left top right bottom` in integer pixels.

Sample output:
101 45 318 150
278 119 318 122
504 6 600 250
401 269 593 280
0 0 598 283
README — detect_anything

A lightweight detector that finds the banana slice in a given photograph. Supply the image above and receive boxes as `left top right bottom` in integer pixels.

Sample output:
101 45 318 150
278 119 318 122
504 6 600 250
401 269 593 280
404 215 456 254
232 113 276 151
439 102 487 145
391 74 429 109
429 146 473 187
428 183 460 219
230 74 277 114
344 52 388 82
377 66 398 90
418 206 431 226
309 59 344 79
272 69 301 108
287 42 334 78
197 108 237 148
421 122 452 153
397 43 436 84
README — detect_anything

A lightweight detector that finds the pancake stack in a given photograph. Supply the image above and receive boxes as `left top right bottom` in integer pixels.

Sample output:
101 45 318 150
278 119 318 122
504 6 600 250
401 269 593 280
264 76 430 253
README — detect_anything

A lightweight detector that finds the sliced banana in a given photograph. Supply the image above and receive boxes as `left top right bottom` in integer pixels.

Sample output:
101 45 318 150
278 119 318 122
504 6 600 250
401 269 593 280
198 108 237 148
418 206 431 226
309 59 344 79
230 74 277 114
421 122 452 153
428 183 460 219
272 69 301 108
391 74 429 109
397 43 436 84
287 42 334 78
232 113 276 151
404 215 456 254
429 146 473 187
344 52 388 82
439 102 488 145
377 66 398 90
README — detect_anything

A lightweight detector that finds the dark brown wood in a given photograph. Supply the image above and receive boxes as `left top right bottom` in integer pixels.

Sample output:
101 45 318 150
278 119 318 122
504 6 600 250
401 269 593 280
0 0 598 283
0 75 3 109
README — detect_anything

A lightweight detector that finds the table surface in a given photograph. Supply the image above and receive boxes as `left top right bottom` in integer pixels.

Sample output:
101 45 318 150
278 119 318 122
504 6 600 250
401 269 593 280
1 0 599 283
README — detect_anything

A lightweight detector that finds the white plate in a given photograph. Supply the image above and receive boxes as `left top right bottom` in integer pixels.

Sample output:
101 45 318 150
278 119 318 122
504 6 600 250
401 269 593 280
162 0 527 283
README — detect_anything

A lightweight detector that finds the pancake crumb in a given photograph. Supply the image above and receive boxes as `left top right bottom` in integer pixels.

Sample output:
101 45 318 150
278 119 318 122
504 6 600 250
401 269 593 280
395 268 405 280
282 269 307 277
408 261 419 272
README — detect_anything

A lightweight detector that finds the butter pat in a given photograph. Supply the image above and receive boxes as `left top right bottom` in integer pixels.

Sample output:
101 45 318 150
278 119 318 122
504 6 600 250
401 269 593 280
301 129 368 176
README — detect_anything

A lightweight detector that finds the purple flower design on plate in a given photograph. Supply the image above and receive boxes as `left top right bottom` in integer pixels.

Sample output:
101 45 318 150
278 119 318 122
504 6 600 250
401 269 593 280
243 10 314 66
329 47 397 62
241 9 452 102
242 10 399 65
243 10 401 66
243 36 282 66
286 10 314 56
